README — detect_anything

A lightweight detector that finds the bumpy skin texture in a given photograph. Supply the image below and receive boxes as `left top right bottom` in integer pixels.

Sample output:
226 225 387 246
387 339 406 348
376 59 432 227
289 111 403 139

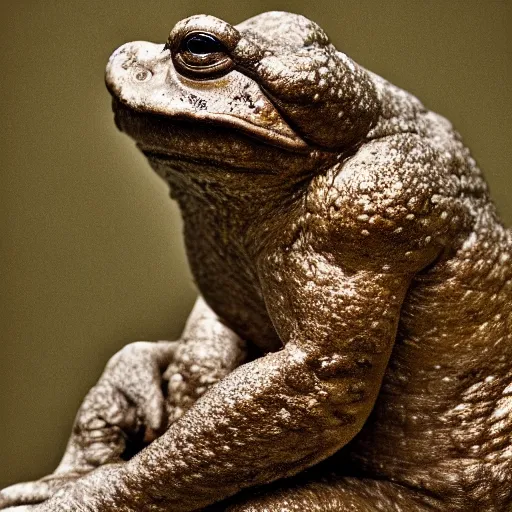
1 11 511 512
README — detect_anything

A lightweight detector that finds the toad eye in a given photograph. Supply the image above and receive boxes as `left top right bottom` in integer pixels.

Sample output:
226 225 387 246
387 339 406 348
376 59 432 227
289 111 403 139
172 31 234 79
182 33 225 55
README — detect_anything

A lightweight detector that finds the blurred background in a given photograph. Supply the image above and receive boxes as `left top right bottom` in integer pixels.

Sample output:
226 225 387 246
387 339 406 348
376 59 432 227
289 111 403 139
1 0 510 488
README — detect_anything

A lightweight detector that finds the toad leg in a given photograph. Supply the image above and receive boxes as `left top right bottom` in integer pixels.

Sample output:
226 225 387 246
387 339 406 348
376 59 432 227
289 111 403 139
218 472 440 511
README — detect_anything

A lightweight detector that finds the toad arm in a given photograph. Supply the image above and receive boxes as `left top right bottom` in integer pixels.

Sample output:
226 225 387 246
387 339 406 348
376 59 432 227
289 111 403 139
36 255 413 512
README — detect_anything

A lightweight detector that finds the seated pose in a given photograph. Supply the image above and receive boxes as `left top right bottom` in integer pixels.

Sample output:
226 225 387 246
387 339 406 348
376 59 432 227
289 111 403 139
2 12 511 512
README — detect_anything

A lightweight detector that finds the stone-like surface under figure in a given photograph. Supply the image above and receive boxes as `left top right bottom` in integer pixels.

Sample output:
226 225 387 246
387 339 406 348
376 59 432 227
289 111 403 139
1 11 511 512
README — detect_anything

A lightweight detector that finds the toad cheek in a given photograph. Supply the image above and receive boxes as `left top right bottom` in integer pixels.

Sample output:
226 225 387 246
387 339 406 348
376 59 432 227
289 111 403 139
106 43 309 151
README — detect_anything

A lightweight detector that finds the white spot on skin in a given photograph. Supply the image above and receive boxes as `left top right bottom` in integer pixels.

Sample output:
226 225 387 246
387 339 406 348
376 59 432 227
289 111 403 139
307 398 319 408
491 397 512 420
170 373 183 383
462 232 477 250
253 99 266 113
500 253 510 264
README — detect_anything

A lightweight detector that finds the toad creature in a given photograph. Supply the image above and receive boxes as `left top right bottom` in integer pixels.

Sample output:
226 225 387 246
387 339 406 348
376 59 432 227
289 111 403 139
1 11 511 512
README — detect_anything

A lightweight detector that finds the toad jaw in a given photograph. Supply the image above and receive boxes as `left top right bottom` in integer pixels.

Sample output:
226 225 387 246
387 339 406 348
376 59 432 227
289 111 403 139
105 41 309 152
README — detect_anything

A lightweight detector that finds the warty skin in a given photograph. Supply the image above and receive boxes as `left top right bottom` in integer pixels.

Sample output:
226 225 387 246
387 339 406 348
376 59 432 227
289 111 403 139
0 11 510 512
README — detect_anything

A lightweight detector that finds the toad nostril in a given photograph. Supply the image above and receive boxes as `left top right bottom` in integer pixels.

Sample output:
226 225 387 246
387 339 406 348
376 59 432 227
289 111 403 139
133 67 153 82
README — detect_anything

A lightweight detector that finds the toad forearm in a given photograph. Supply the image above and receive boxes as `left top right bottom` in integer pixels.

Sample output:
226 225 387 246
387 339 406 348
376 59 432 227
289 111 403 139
37 268 409 511
104 271 408 511
165 296 248 422
81 347 383 511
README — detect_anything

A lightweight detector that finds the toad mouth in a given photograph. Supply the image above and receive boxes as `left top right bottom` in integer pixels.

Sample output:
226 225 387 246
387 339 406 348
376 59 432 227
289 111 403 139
139 148 279 175
111 98 310 153
111 97 314 156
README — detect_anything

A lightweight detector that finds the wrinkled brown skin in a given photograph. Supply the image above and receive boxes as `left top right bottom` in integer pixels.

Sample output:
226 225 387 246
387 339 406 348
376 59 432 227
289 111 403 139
1 11 511 512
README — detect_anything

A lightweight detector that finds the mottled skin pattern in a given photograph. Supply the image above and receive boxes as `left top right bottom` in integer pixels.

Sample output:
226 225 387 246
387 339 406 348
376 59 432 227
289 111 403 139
1 11 511 512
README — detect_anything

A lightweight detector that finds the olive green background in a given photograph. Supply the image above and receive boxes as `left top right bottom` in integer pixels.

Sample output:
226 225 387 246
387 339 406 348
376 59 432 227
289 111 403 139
1 0 510 488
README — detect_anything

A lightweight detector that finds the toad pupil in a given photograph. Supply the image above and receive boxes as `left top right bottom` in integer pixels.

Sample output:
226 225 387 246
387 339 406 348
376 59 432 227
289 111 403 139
183 33 224 55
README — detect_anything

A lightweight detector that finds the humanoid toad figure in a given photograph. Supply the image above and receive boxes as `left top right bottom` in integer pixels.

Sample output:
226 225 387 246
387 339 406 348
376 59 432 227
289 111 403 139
1 11 511 512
